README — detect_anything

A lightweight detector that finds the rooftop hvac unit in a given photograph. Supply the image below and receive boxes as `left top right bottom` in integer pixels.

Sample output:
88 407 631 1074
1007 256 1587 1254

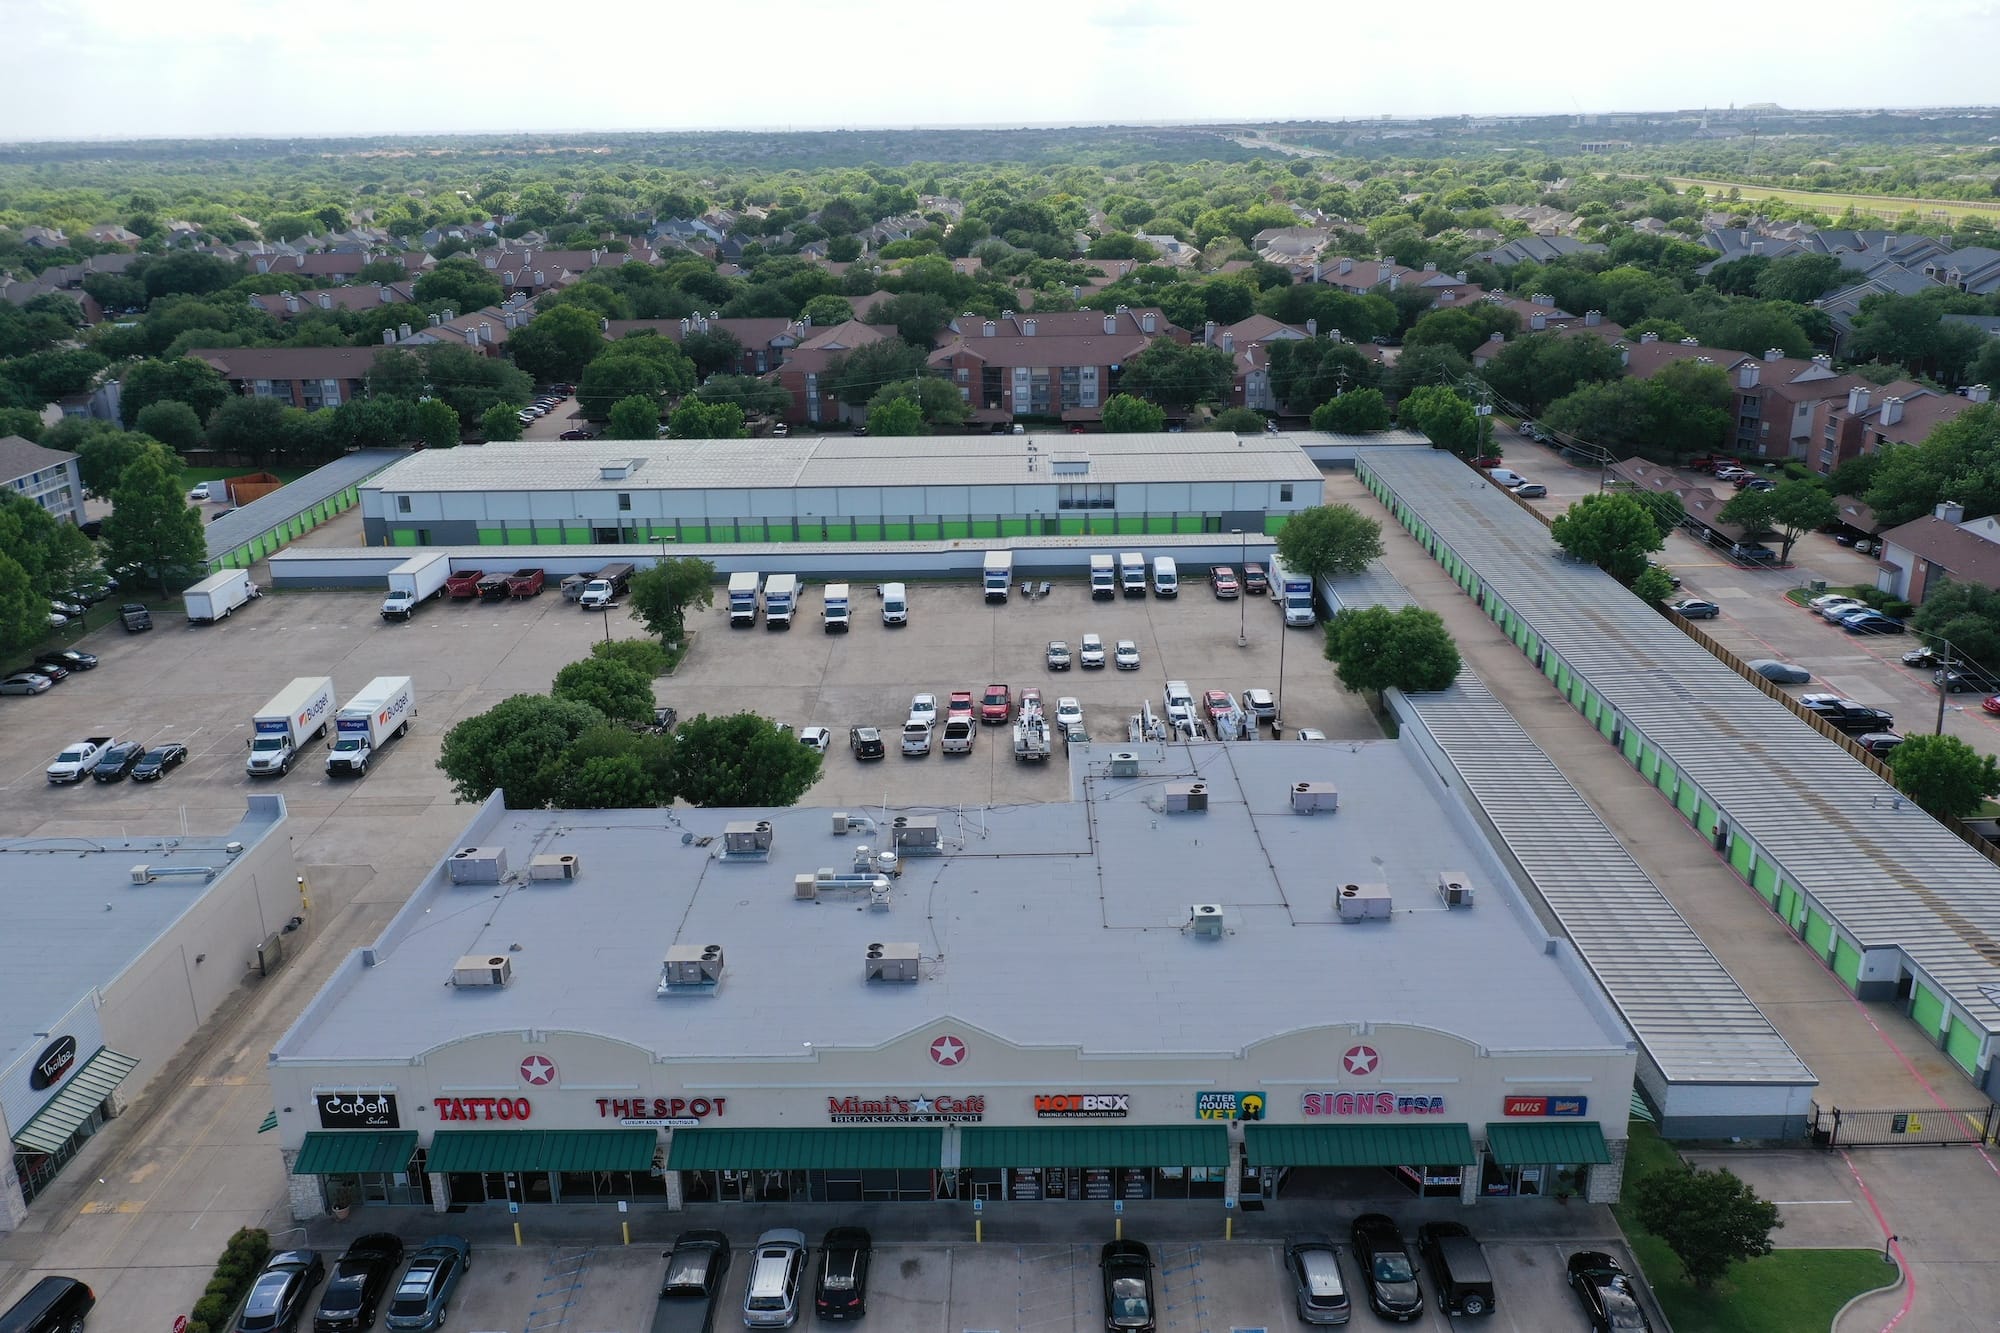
864 941 921 983
891 815 940 849
1291 781 1340 815
130 864 154 885
1163 781 1208 813
795 873 819 901
448 846 508 883
1337 882 1392 923
662 943 725 987
452 954 513 987
1109 751 1141 778
1437 870 1477 908
831 811 850 835
528 853 581 881
1188 904 1226 938
723 821 774 856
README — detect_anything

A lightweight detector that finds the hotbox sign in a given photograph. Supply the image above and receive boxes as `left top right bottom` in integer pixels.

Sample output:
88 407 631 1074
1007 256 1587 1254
827 1093 985 1124
29 1035 77 1091
1302 1091 1447 1117
317 1091 399 1130
1503 1095 1589 1118
1035 1093 1130 1119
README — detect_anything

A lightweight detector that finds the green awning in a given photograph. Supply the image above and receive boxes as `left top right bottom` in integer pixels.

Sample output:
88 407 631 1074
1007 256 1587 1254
959 1125 1228 1169
1483 1121 1611 1166
259 1109 280 1134
427 1129 658 1174
293 1130 419 1175
1245 1122 1476 1167
12 1048 140 1156
1629 1090 1657 1124
666 1128 940 1172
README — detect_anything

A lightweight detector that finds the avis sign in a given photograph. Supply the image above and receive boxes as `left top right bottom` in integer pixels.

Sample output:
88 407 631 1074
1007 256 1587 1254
1503 1095 1589 1117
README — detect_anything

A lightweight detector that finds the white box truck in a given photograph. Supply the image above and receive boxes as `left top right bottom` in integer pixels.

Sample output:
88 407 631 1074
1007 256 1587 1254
246 676 335 777
1268 555 1317 627
881 581 908 626
728 572 761 627
381 553 450 621
763 573 798 629
1152 555 1178 597
823 582 850 633
184 569 255 623
1119 551 1146 597
325 675 415 777
1089 554 1116 600
984 550 1013 602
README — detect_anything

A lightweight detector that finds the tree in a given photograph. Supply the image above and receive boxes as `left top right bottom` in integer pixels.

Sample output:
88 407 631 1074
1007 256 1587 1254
865 397 925 436
608 394 663 439
578 355 664 420
1633 565 1677 604
1208 407 1268 434
412 256 505 313
800 294 854 328
551 657 656 726
825 339 931 406
436 694 609 808
0 406 43 441
205 395 291 463
1482 333 1626 415
667 712 823 807
1311 389 1391 433
0 552 41 661
1632 1164 1782 1292
422 344 534 428
1718 480 1836 562
482 402 523 441
679 329 745 378
1323 604 1461 697
1550 491 1671 585
695 374 793 417
1912 580 2000 671
867 377 967 428
100 443 205 594
590 637 670 678
1120 339 1236 411
505 304 607 384
864 291 953 346
1101 393 1166 433
556 727 673 808
1864 404 2000 526
65 423 153 498
1276 504 1384 580
414 398 461 449
133 400 204 454
118 357 231 428
1888 733 2000 819
0 491 96 605
366 348 430 401
627 557 716 646
665 399 744 439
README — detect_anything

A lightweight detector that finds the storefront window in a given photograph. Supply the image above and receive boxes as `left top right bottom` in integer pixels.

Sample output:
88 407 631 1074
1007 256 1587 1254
1479 1154 1586 1199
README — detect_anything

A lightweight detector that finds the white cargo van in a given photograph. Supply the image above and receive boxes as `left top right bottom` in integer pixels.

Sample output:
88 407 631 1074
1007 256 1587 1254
881 581 908 626
1152 556 1178 597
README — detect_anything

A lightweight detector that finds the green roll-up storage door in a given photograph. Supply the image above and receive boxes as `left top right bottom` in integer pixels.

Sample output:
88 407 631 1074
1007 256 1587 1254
1831 937 1863 988
1910 984 1947 1036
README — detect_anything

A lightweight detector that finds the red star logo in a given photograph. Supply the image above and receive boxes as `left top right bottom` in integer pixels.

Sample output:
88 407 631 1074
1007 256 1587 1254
519 1055 557 1086
1343 1045 1379 1076
929 1035 967 1067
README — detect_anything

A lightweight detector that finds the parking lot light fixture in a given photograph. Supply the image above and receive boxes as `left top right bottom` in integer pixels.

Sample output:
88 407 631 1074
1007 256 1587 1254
1234 528 1246 648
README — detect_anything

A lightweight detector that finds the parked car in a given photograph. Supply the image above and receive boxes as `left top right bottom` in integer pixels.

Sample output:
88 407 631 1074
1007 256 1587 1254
901 720 933 756
1936 667 2000 693
1747 659 1810 684
1815 597 1868 621
1415 1220 1495 1317
1646 563 1681 589
796 726 831 755
1055 697 1084 733
1079 633 1106 669
1046 640 1072 670
1114 640 1141 671
1203 689 1239 726
1902 646 1952 670
1669 598 1720 619
188 482 212 501
1841 609 1905 635
0 671 52 695
130 742 190 782
1241 564 1268 596
946 690 975 720
120 602 153 632
1241 687 1276 723
1801 694 1896 733
1210 566 1240 598
0 1276 95 1333
558 429 593 440
742 1229 807 1329
1855 732 1905 757
38 648 97 671
237 1249 326 1333
1987 694 2000 717
1808 591 1863 612
26 658 68 682
814 1226 871 1321
49 597 85 619
1567 1251 1652 1332
849 726 885 760
1019 686 1043 717
1514 482 1548 498
1282 1235 1351 1325
383 1236 469 1332
1098 1240 1155 1332
653 1230 730 1333
908 693 938 727
1349 1214 1422 1322
980 684 1012 724
1294 727 1328 741
314 1233 404 1333
91 741 145 783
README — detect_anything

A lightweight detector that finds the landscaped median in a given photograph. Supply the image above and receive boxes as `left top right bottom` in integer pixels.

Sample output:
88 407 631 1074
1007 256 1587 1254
1616 1123 1898 1332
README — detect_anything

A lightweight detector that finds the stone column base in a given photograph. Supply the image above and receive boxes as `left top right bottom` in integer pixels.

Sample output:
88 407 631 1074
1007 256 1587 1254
428 1172 451 1213
1585 1137 1627 1205
282 1150 325 1223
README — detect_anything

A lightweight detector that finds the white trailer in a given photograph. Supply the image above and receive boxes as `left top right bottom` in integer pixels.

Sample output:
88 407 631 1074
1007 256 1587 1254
325 676 415 777
728 572 761 627
763 573 799 629
246 676 336 776
984 550 1014 603
184 569 255 624
823 582 851 633
381 553 450 621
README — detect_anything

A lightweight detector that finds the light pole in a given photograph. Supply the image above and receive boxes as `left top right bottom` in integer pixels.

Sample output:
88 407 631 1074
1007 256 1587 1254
1276 606 1288 736
1935 635 1955 735
1234 528 1246 648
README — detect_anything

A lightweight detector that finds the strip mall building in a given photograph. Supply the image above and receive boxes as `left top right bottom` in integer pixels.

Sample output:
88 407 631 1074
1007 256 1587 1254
269 743 1637 1220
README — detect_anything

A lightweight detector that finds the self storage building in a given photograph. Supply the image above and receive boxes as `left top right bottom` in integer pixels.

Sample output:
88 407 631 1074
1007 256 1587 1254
268 743 1636 1221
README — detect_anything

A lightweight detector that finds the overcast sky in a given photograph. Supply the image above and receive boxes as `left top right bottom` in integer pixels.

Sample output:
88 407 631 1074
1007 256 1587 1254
7 0 2000 140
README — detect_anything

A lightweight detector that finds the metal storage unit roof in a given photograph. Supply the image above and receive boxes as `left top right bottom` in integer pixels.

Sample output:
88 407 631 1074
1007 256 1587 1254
1358 447 2000 1035
1325 563 1812 1089
205 448 404 558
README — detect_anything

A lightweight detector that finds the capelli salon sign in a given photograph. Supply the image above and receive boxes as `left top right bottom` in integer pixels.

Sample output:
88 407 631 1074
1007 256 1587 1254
316 1092 400 1130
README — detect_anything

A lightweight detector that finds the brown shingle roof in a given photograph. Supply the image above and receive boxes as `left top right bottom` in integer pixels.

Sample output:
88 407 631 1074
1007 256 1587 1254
0 434 78 483
189 346 384 380
1881 514 2000 589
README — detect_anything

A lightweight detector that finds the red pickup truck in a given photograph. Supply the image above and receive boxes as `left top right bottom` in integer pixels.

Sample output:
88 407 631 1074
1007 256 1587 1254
506 568 545 598
445 569 484 599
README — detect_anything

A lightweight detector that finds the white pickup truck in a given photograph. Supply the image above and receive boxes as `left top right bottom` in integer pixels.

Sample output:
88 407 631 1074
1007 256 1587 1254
48 735 115 784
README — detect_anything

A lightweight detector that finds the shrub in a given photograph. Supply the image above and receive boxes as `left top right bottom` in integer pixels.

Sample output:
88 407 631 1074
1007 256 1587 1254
185 1226 270 1333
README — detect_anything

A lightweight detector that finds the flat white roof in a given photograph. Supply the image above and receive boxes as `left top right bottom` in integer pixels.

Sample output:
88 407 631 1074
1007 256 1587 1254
359 433 1324 494
274 744 1631 1066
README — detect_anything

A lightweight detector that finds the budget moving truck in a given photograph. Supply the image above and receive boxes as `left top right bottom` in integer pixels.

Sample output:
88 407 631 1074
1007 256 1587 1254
822 583 850 633
984 550 1013 603
728 572 761 627
245 676 336 777
762 573 798 629
1268 555 1317 627
381 553 450 621
325 676 415 777
1089 554 1116 600
1119 551 1146 597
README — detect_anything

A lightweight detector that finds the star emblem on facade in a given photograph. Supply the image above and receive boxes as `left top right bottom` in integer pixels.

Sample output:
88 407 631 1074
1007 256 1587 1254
1343 1045 1379 1076
929 1035 966 1066
909 1095 934 1114
519 1054 557 1085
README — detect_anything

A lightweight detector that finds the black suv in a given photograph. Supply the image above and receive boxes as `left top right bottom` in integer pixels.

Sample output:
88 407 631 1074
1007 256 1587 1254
91 742 144 783
0 1276 94 1333
815 1227 872 1320
1799 693 1894 735
314 1233 404 1333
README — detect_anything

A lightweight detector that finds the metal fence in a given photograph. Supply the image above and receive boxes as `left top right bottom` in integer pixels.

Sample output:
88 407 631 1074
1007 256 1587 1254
1809 1100 2000 1148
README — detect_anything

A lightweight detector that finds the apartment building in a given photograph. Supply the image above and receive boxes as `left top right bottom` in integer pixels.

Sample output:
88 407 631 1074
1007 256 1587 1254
926 308 1186 425
189 347 380 410
0 435 85 525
